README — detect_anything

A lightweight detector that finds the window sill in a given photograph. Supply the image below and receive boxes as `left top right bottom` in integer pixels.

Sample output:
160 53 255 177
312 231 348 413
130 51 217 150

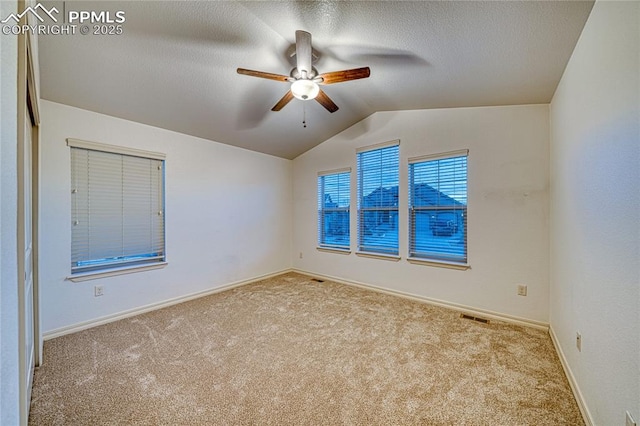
356 251 401 262
316 247 351 255
407 257 469 270
67 262 168 282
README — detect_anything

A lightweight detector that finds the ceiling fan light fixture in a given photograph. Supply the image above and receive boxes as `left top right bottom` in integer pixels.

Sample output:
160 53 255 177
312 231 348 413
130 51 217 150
291 79 319 100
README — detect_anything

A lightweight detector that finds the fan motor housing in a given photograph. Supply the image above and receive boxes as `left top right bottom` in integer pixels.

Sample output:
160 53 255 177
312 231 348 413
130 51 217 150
290 67 318 80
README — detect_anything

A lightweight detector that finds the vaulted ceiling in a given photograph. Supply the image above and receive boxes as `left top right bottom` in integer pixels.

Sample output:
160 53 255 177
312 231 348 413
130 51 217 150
38 1 594 159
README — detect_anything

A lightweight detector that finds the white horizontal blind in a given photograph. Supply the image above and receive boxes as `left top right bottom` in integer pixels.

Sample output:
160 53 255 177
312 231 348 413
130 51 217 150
357 142 399 254
71 147 165 273
317 170 350 249
409 152 467 263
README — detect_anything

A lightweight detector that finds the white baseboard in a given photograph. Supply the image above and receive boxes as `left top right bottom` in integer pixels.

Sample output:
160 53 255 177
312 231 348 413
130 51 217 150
549 325 594 426
46 266 548 337
292 268 549 331
43 268 293 340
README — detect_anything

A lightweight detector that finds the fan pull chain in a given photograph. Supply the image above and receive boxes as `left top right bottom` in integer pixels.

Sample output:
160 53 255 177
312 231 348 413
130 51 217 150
302 103 307 128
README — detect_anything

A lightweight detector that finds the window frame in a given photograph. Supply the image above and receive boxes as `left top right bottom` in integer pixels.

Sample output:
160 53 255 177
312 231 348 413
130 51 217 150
356 140 400 258
67 138 167 281
317 168 351 252
408 149 469 269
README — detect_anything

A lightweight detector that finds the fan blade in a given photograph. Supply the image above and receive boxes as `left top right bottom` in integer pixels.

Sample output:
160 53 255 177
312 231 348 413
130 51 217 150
271 90 294 111
318 67 370 85
315 89 339 113
295 30 312 77
237 68 290 82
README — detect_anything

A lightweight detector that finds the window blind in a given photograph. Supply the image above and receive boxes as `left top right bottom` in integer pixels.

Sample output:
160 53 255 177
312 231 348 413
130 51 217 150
317 169 350 249
409 152 467 263
70 146 165 273
357 142 399 255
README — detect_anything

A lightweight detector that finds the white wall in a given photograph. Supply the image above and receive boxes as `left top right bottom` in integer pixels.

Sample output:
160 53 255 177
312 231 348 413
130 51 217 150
0 0 20 423
39 100 292 333
549 1 639 425
293 105 550 323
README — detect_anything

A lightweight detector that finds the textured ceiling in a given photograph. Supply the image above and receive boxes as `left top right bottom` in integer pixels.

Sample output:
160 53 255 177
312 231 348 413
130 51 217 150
38 1 594 159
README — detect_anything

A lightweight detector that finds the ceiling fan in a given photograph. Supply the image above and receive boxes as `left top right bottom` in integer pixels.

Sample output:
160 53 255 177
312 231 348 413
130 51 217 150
237 30 370 113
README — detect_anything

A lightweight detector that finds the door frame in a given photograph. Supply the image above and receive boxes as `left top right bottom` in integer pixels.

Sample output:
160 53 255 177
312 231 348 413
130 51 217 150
17 0 41 422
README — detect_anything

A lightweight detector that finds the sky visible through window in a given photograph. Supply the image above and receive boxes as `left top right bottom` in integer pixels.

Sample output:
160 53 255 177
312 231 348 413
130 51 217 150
321 173 350 208
355 156 466 204
323 162 467 205
411 157 467 205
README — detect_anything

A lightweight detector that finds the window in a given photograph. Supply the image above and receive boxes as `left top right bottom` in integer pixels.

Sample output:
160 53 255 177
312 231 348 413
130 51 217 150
317 169 351 250
69 139 166 275
357 141 400 255
409 150 468 264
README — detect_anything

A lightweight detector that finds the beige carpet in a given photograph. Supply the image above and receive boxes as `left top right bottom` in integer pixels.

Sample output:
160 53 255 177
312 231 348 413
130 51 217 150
29 273 583 425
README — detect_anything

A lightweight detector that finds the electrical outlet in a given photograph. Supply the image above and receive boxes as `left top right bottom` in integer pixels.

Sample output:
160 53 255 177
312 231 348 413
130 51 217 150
576 332 582 352
94 285 104 297
299 252 303 259
517 284 527 296
626 411 637 426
